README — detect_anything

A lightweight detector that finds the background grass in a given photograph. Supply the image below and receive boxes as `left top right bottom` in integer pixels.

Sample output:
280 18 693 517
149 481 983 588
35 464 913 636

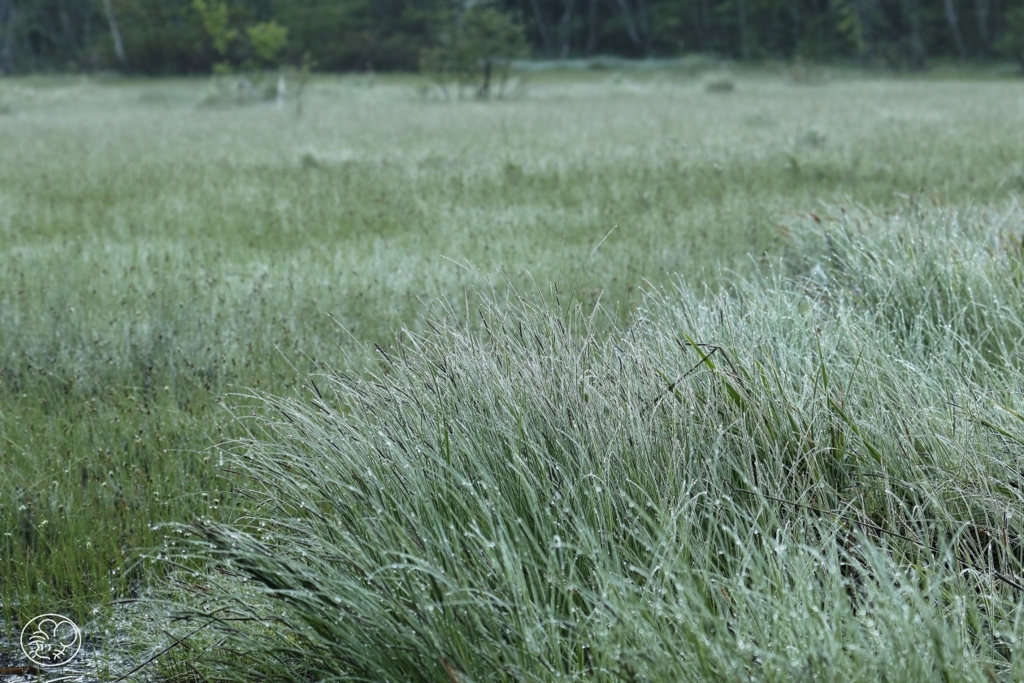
1 67 1024 677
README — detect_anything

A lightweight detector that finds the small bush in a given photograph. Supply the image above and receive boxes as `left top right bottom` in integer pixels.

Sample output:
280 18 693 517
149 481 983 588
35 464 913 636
247 21 288 68
704 74 735 92
420 5 527 100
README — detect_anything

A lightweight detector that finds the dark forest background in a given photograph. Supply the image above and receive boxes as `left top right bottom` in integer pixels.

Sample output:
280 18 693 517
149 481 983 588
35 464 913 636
0 0 1021 76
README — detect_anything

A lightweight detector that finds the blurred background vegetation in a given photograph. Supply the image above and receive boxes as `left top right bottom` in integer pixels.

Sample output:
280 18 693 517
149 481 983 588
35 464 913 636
0 0 1021 77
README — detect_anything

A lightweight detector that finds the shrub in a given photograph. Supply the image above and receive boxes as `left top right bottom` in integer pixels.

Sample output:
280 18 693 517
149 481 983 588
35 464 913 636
704 74 735 92
247 21 288 68
420 5 527 100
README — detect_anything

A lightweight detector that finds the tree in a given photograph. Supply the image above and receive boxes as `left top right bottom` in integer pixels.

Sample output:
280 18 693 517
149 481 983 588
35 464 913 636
193 0 236 62
997 4 1024 71
102 0 128 70
901 0 926 69
942 0 966 61
247 20 287 67
612 0 653 56
420 4 526 99
1 0 1023 76
528 0 554 55
974 0 990 56
734 0 748 59
584 0 600 54
0 0 14 75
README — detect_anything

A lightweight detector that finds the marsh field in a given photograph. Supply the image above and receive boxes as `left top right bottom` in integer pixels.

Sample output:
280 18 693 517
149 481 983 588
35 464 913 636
3 67 1024 681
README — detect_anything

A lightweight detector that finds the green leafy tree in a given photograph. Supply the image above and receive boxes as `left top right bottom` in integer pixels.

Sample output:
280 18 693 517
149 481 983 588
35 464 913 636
247 20 288 67
193 0 237 59
2 0 1024 76
997 5 1024 71
421 3 527 99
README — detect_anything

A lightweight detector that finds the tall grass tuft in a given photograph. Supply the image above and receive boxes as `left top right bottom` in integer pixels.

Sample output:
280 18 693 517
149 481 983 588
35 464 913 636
157 201 1024 681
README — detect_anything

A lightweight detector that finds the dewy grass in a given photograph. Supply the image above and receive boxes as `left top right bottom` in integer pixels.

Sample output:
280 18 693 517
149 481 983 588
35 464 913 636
157 202 1024 682
784 200 1024 371
3 72 1024 671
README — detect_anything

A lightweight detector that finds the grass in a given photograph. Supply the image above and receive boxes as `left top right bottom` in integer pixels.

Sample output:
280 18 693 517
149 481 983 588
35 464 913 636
160 200 1024 682
0 67 1023 679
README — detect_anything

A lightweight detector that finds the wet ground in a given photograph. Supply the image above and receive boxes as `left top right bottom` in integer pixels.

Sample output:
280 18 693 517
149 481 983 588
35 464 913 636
1 602 162 683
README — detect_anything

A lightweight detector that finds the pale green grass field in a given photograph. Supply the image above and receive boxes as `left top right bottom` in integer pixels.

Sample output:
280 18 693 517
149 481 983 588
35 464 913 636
2 69 1024 679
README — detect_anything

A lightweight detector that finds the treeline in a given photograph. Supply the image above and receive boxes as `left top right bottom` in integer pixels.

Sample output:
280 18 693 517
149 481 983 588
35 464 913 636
0 0 1021 76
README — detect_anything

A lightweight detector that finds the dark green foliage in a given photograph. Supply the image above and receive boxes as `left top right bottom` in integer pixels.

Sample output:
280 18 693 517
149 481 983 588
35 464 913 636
246 20 287 66
420 3 527 98
0 0 1021 75
272 0 438 72
996 5 1024 70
